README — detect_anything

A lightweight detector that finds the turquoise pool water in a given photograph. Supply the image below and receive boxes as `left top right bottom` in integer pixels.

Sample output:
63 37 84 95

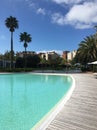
0 73 72 130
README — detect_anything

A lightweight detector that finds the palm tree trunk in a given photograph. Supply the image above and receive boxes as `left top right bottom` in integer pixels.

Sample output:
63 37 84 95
24 47 27 71
11 32 13 69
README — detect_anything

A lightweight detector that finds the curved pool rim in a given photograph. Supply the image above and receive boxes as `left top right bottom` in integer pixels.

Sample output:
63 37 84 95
31 73 75 130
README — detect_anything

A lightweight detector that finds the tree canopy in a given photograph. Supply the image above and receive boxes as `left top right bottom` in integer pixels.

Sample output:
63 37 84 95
74 35 97 65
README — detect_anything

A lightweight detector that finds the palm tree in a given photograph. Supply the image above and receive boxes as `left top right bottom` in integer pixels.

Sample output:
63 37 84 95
5 16 19 69
20 32 32 69
76 36 97 64
94 25 97 33
94 25 97 43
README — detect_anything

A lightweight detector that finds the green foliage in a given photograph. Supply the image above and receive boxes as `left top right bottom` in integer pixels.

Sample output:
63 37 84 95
26 55 40 68
19 32 32 70
5 16 18 32
93 65 97 72
16 55 41 68
60 59 67 65
4 51 11 60
0 68 33 72
16 57 24 68
74 35 97 65
20 32 32 52
0 54 4 59
47 57 62 66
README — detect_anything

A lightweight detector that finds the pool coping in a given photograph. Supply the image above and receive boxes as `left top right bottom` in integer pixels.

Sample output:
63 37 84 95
31 73 75 130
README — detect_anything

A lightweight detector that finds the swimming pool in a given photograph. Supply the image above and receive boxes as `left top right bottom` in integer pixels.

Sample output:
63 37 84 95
0 73 73 130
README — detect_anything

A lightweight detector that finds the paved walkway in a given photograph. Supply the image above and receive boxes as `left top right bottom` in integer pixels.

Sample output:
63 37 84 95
46 73 97 130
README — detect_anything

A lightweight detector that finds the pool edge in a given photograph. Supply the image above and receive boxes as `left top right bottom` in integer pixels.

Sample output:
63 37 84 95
31 73 75 130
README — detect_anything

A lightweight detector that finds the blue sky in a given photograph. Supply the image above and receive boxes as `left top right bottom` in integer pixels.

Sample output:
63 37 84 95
0 0 97 54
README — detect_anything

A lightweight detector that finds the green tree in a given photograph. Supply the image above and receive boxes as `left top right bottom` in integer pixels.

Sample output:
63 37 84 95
5 16 19 69
4 51 16 60
26 55 40 68
75 35 97 65
20 32 32 69
0 53 4 59
16 57 24 68
94 25 97 33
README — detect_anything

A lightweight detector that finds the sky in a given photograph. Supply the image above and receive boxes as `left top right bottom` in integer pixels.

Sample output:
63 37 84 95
0 0 97 54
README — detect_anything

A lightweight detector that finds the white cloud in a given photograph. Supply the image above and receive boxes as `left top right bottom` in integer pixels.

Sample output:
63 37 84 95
24 0 97 29
66 2 97 23
51 1 97 29
52 0 83 4
74 23 92 29
51 13 65 25
29 3 35 8
51 0 96 5
24 0 36 9
37 8 46 15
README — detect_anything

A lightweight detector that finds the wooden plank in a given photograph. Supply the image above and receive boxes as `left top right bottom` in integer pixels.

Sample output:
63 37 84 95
46 74 97 130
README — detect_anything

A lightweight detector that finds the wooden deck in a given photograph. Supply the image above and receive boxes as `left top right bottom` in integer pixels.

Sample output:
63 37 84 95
46 73 97 130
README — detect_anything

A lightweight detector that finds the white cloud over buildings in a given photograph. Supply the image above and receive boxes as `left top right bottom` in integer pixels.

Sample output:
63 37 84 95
51 1 97 29
51 0 83 4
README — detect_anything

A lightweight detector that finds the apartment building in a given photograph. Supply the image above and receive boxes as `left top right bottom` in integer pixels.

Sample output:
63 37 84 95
62 51 70 60
16 51 36 58
62 50 77 61
39 51 59 61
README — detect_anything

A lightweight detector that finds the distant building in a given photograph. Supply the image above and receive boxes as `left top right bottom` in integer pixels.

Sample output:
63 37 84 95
46 51 59 60
72 50 76 58
62 50 77 61
39 51 59 61
67 50 77 60
16 51 36 58
38 52 46 59
67 52 72 60
62 51 70 60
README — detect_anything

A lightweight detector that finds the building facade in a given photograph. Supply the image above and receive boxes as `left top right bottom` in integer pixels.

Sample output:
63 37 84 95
62 51 70 60
16 51 36 58
62 50 77 61
39 51 59 61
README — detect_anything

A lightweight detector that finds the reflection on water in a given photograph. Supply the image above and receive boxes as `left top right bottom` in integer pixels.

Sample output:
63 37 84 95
61 76 72 84
0 74 72 130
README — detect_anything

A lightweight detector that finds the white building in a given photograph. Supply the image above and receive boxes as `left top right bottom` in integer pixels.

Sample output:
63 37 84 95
39 51 59 61
67 50 77 60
